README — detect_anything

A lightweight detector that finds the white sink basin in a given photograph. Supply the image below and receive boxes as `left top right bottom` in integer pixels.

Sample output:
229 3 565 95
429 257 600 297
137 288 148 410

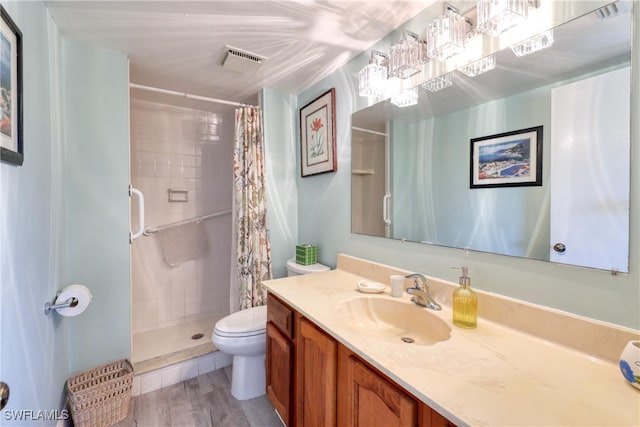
334 296 451 346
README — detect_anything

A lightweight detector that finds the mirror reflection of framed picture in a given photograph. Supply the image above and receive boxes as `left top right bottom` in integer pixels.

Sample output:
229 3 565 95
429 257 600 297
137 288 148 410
1 6 23 166
299 88 336 177
470 126 543 189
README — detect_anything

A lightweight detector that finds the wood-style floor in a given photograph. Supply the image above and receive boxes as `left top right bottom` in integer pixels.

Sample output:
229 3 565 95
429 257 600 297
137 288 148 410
114 367 282 427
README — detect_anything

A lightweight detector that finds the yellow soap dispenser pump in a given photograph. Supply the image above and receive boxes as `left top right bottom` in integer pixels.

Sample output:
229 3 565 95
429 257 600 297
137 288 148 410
452 266 477 329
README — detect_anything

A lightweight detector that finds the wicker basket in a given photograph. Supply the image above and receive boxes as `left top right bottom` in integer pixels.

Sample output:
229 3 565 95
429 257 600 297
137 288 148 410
66 359 134 427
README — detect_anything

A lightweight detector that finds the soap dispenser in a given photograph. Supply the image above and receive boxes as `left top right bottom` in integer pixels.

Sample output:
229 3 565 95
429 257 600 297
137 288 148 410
452 266 477 329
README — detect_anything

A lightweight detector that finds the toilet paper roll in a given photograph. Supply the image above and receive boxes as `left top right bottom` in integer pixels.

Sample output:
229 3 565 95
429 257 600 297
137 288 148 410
54 284 93 317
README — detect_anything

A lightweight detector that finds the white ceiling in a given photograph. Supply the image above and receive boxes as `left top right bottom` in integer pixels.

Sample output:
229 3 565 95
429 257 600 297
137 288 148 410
46 1 432 103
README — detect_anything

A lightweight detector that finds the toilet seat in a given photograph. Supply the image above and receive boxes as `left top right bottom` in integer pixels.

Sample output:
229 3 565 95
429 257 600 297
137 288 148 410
214 305 267 338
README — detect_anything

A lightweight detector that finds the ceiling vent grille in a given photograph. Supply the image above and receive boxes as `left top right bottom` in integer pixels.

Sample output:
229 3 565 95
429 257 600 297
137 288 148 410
594 2 626 20
221 46 266 73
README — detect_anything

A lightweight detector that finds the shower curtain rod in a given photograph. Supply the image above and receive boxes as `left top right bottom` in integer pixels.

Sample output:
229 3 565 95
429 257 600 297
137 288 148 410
129 83 258 108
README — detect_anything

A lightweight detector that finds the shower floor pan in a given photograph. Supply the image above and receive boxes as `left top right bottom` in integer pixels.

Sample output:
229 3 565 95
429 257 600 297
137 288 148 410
132 315 224 374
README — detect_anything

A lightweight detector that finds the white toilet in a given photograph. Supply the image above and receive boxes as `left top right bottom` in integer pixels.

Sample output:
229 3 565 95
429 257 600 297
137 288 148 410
213 259 329 401
212 305 267 400
285 258 330 276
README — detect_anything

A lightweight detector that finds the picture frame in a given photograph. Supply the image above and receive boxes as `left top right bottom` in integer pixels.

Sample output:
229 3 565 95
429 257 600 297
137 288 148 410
470 126 543 189
299 88 336 177
1 6 23 166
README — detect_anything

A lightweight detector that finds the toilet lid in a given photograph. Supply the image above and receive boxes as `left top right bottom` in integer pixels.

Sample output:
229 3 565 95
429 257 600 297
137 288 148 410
286 258 330 274
214 305 267 337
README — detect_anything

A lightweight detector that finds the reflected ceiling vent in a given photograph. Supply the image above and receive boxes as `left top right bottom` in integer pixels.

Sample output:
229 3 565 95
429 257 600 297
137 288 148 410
221 46 266 73
594 1 627 20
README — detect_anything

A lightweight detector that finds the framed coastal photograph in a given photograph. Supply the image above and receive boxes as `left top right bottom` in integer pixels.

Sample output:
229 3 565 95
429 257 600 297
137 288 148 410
470 126 543 189
1 6 23 166
299 88 336 177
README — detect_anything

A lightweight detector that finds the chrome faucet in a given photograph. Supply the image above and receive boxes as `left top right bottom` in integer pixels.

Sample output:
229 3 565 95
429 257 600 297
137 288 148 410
405 273 442 311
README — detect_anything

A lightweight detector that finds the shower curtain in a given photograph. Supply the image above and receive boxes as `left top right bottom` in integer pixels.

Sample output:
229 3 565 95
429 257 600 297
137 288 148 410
230 106 273 311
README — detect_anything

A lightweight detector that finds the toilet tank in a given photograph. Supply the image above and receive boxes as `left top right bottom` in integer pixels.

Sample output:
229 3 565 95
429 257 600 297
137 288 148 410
286 258 330 276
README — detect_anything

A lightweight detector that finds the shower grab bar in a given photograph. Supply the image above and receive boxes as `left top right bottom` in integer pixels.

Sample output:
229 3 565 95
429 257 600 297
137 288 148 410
129 186 145 242
383 193 391 226
143 209 232 236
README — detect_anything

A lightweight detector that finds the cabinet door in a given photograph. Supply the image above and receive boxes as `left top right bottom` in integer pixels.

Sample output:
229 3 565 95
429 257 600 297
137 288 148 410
430 410 457 427
266 322 294 426
296 316 338 427
338 346 417 427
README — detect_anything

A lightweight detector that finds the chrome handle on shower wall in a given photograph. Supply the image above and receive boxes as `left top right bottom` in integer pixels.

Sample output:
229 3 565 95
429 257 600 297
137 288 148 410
129 186 145 242
383 193 391 226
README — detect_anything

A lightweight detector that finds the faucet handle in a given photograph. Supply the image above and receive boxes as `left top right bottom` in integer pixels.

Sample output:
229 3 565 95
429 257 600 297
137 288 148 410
405 286 420 295
404 273 427 291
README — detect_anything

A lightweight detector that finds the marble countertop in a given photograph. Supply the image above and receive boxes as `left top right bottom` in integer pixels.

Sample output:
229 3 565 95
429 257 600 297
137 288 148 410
263 264 640 426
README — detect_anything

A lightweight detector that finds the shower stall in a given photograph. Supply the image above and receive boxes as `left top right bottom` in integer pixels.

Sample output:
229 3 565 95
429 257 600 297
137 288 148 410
128 88 251 371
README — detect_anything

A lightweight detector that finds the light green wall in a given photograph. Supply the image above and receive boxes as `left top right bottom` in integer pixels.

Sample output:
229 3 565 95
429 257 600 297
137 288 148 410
292 4 640 329
262 89 299 278
0 0 131 414
62 40 131 373
0 0 70 416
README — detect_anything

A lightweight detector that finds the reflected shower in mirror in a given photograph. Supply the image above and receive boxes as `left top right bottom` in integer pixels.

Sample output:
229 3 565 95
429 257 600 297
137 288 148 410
351 3 632 272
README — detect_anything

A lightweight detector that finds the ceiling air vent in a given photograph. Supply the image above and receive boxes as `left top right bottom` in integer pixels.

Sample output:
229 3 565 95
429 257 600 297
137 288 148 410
221 46 266 73
593 1 628 20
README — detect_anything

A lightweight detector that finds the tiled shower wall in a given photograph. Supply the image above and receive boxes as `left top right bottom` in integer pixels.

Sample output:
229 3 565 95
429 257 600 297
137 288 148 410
130 99 234 334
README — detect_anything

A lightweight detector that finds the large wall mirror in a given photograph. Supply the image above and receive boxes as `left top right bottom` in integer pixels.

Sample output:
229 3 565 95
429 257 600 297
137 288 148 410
351 1 632 272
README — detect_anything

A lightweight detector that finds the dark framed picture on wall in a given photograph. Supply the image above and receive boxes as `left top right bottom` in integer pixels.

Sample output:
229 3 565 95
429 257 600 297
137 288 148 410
470 126 543 189
299 88 336 177
0 6 23 166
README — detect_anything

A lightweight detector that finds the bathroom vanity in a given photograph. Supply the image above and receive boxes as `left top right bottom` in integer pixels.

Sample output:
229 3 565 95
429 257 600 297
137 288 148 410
263 255 640 426
267 291 455 426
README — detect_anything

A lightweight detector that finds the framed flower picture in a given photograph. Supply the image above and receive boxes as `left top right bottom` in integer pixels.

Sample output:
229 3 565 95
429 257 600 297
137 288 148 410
1 6 23 166
299 88 336 177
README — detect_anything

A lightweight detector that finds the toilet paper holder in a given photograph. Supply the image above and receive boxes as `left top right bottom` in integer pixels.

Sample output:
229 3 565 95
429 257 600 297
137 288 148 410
43 296 78 315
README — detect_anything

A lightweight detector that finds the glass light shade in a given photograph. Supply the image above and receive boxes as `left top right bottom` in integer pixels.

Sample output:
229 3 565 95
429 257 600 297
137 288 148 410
477 0 529 36
359 63 387 97
358 51 388 97
511 30 554 57
426 10 466 61
421 73 453 92
389 31 422 79
391 87 419 108
459 54 497 77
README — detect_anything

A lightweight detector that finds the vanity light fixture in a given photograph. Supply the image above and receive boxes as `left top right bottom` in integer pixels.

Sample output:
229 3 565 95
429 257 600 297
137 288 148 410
391 87 419 107
477 0 530 36
357 0 545 99
510 30 553 57
426 6 467 61
422 73 453 92
389 30 423 79
359 50 389 97
459 54 497 77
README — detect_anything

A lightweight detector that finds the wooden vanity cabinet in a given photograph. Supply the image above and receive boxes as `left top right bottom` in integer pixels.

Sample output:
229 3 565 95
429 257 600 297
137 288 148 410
266 293 295 426
430 411 458 427
337 345 457 427
295 316 338 426
266 293 457 427
337 345 418 426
